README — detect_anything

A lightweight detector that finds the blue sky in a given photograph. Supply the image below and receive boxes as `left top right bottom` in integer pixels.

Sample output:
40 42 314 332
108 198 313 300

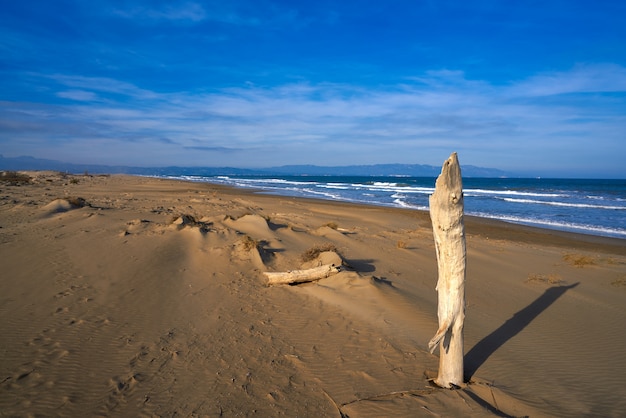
1 1 625 177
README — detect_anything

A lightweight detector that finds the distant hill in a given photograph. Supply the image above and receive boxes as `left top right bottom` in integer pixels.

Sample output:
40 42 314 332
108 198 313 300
0 155 512 178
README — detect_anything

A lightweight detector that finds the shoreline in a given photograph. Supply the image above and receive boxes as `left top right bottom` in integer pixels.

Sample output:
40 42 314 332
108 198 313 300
189 175 626 255
168 177 626 239
1 172 625 416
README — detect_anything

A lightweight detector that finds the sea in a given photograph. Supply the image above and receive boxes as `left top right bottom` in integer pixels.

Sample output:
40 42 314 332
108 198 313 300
160 175 626 239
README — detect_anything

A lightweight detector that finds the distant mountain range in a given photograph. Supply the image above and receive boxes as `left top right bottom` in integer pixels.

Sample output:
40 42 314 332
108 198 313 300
0 155 512 178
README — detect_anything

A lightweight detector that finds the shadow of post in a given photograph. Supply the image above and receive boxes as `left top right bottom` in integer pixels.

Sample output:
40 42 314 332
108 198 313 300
464 282 579 381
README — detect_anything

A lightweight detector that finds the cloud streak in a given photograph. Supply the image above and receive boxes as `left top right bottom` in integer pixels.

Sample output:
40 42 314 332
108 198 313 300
109 0 291 27
1 64 625 175
112 1 208 23
508 63 626 96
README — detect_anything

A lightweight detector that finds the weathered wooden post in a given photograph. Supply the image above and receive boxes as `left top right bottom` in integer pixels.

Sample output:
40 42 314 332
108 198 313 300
428 152 466 388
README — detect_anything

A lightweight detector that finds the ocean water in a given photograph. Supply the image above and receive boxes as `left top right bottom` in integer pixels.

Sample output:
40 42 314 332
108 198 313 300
163 175 626 239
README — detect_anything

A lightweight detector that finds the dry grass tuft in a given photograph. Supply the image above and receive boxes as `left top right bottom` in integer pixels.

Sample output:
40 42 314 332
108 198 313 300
324 222 339 230
396 240 408 249
301 243 338 262
0 171 31 184
240 235 259 252
170 214 211 232
611 276 626 287
171 214 196 225
526 273 564 285
600 257 621 265
65 197 87 208
563 253 596 268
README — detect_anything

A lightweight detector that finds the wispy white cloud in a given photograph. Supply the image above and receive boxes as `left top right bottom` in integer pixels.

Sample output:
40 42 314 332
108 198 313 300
113 1 207 23
508 63 626 96
1 64 624 173
108 0 309 29
46 74 158 99
57 90 99 101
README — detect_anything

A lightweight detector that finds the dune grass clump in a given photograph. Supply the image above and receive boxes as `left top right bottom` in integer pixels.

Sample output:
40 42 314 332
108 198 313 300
170 214 198 225
324 222 339 230
611 276 626 287
0 171 31 184
301 243 338 262
65 197 88 208
240 235 259 252
526 273 564 285
170 214 212 233
600 256 619 265
563 253 596 268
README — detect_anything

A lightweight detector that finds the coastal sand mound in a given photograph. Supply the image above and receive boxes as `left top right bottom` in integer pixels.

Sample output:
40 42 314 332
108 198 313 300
224 213 273 238
1 173 625 416
41 197 88 215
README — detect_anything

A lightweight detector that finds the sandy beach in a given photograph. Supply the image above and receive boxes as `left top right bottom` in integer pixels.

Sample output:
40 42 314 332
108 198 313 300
1 172 625 417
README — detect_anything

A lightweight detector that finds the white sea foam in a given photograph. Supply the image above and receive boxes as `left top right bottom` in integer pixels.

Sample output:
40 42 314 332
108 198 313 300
501 197 626 210
161 175 626 239
372 182 399 187
465 188 564 198
470 212 626 237
356 183 433 194
239 178 316 186
317 183 350 190
393 198 427 210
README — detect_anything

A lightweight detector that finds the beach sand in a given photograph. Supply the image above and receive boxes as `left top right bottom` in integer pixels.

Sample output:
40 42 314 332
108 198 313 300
1 172 625 417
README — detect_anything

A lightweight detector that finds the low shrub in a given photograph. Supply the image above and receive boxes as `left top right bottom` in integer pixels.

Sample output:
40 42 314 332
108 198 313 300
301 243 338 262
526 273 564 285
65 197 87 208
0 171 31 184
563 253 596 268
240 235 259 251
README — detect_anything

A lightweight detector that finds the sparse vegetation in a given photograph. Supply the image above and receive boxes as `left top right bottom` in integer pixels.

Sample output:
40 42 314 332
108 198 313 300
301 243 338 262
396 240 408 249
65 197 87 208
563 253 596 268
601 257 620 265
611 276 626 287
170 214 211 232
526 273 564 285
170 214 197 225
324 222 339 230
69 177 80 184
240 235 259 251
0 171 31 184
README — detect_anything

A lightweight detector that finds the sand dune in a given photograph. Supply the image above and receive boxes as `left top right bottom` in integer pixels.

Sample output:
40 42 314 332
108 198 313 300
1 172 625 417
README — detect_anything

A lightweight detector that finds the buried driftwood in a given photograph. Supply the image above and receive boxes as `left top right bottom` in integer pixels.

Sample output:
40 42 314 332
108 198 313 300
428 152 467 389
263 264 341 285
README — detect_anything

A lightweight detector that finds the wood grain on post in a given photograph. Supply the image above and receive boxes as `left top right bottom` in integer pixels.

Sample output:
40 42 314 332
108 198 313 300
428 152 466 388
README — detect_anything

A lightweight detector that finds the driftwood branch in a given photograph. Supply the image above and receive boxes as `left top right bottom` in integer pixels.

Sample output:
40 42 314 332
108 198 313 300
264 264 340 285
428 152 466 389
